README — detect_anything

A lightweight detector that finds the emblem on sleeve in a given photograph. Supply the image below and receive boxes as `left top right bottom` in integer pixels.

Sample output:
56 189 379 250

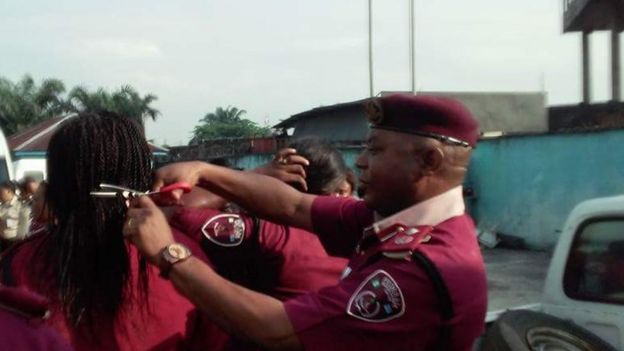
201 214 246 247
346 270 405 322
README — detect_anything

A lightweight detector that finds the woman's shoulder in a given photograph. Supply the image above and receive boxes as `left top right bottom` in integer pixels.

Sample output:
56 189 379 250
2 230 49 286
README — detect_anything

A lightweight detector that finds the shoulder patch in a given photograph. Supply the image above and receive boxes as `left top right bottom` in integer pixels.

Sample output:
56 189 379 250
347 270 405 323
201 214 246 247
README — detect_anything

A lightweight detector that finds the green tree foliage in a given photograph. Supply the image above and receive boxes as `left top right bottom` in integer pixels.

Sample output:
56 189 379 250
0 75 71 135
190 106 272 144
67 85 159 127
0 75 160 136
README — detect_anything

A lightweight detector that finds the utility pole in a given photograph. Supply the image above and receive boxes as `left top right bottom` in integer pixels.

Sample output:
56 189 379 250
611 27 621 101
409 0 415 94
368 0 374 97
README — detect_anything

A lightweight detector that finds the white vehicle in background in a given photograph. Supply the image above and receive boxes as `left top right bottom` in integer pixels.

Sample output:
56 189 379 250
0 127 14 182
13 158 46 182
481 195 624 350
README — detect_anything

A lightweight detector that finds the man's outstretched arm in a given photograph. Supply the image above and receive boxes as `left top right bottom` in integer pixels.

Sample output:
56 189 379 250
154 161 316 232
170 257 301 350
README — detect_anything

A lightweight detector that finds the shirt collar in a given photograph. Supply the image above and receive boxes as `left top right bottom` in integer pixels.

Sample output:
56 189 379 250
369 186 465 234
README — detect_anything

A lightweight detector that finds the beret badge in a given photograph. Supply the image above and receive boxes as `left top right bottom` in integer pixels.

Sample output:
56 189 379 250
365 98 384 125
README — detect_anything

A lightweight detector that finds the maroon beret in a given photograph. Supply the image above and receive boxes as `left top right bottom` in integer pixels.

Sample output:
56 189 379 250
364 94 479 147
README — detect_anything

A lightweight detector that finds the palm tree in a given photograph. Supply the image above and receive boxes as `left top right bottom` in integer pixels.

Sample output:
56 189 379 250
112 86 159 125
189 106 271 144
201 106 247 124
67 85 159 127
0 75 70 135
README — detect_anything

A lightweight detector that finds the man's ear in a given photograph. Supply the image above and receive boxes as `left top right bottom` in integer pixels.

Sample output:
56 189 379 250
419 147 445 175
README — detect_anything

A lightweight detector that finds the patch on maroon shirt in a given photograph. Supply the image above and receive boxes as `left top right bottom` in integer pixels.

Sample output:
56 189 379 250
347 270 405 322
201 214 246 247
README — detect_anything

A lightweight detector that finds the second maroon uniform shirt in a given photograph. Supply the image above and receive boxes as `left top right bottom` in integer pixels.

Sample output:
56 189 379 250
170 207 348 300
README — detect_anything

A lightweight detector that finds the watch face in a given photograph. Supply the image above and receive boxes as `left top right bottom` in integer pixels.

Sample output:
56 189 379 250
167 244 189 260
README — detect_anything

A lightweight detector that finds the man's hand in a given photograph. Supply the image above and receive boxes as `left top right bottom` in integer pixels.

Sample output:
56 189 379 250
124 196 175 269
152 161 209 200
254 148 309 192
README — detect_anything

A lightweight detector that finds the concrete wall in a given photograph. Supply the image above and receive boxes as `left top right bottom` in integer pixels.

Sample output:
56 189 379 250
292 104 369 142
424 92 548 133
468 129 624 249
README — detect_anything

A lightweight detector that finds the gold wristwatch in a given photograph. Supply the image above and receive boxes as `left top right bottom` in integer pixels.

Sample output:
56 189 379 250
159 243 192 279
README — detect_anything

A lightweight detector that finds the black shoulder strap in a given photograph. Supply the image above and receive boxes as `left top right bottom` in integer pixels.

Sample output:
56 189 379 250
411 250 454 351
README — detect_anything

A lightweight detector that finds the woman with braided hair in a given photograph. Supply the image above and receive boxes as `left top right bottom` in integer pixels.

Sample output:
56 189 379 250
0 111 210 351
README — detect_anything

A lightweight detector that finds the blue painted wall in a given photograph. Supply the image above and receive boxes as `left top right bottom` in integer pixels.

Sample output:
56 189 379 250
228 149 364 173
229 153 273 170
467 129 624 249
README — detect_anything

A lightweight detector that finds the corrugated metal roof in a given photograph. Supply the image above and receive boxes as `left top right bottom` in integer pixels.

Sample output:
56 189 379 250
273 99 367 129
8 116 71 151
7 115 168 153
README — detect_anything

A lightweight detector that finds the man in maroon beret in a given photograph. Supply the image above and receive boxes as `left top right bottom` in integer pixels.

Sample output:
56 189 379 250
123 94 487 351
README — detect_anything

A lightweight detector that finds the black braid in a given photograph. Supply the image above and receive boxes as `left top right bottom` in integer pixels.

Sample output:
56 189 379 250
36 111 152 334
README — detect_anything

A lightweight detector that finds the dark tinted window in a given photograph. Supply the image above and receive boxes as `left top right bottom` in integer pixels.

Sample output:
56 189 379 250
564 219 624 305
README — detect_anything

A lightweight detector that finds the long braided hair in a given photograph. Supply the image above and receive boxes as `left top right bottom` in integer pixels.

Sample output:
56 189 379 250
39 111 152 330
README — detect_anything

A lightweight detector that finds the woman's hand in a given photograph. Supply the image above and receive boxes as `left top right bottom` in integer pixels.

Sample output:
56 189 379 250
253 148 309 191
123 195 175 269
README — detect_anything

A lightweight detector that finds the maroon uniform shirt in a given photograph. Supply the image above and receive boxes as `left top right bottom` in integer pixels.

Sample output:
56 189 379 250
3 229 226 351
170 207 348 300
284 187 487 351
0 286 74 351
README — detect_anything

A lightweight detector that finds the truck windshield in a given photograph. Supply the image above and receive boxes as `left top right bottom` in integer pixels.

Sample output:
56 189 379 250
564 218 624 305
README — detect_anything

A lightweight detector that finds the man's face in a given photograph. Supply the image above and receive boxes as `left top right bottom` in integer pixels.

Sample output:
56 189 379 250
25 181 39 195
355 129 422 216
0 187 14 203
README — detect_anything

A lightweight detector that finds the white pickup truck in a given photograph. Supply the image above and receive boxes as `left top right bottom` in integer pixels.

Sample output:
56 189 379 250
480 194 624 350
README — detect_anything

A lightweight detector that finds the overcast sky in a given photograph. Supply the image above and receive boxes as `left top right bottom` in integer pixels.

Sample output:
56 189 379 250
0 1 619 145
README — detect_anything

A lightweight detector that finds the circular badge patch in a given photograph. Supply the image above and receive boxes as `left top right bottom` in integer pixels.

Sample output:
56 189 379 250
201 214 246 247
346 270 405 323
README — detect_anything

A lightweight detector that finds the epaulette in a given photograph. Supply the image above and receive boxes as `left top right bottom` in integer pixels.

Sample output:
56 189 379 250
375 223 433 260
0 286 50 320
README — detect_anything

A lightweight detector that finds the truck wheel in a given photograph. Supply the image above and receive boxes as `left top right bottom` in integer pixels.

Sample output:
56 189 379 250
479 310 617 351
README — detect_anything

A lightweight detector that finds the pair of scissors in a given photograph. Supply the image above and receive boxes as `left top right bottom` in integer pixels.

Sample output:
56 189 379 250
90 182 192 204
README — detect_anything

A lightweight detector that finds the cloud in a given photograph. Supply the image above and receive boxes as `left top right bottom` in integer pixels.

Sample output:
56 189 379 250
293 37 367 52
79 39 163 59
